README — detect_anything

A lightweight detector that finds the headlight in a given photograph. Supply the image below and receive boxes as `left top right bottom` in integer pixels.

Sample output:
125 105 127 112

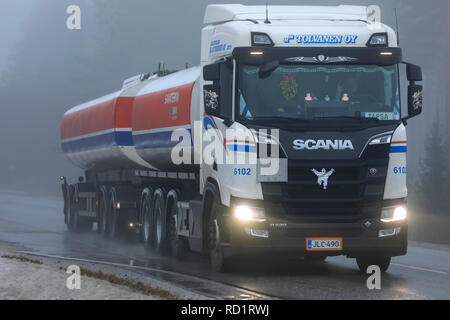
369 134 392 145
233 205 266 222
381 206 407 223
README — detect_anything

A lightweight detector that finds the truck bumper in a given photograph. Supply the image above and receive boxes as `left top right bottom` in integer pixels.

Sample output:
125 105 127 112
222 218 408 259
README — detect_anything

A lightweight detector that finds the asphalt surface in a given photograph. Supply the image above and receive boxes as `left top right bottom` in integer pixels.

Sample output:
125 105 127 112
0 189 449 299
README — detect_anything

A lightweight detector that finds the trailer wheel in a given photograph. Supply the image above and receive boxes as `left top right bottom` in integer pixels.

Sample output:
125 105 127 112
168 202 187 260
141 194 154 250
208 199 231 272
68 195 92 232
356 256 391 274
98 194 109 237
67 195 77 232
153 189 169 255
108 196 120 239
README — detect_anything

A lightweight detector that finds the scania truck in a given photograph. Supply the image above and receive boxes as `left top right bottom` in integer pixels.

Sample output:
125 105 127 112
60 4 423 272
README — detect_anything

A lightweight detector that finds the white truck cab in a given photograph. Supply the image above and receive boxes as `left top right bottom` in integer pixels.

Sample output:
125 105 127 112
197 5 423 272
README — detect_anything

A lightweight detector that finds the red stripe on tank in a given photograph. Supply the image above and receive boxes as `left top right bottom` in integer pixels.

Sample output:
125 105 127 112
115 97 134 128
132 82 194 132
60 96 135 140
61 98 117 140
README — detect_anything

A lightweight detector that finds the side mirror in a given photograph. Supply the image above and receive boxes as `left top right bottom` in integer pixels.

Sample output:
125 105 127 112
203 85 220 116
407 84 423 118
203 63 221 116
402 62 423 122
259 60 279 78
406 63 422 82
203 63 220 81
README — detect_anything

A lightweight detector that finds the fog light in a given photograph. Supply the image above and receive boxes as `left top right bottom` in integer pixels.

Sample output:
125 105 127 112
379 227 401 237
245 228 269 238
381 206 407 223
234 205 266 222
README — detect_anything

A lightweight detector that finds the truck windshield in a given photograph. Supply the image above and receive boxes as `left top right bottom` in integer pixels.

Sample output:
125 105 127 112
236 64 400 124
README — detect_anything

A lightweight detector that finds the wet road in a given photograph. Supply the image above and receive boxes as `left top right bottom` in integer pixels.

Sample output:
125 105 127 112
0 190 449 299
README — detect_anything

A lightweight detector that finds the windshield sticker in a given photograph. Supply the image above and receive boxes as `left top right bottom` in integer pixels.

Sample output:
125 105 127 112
393 90 400 120
204 90 219 111
239 92 253 118
362 112 394 121
279 74 298 101
284 34 358 45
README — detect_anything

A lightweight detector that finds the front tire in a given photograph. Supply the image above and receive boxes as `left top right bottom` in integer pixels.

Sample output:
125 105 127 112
356 256 391 273
305 255 327 262
168 201 187 260
208 199 231 272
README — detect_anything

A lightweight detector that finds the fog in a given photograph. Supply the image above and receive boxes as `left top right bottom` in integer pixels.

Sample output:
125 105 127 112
0 0 448 241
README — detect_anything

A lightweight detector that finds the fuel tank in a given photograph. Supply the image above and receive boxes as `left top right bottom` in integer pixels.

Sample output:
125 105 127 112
60 67 201 171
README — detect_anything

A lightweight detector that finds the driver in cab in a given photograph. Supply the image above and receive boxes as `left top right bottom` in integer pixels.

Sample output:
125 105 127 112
334 78 359 102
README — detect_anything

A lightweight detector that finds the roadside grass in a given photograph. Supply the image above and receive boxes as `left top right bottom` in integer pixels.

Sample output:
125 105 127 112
1 254 180 299
60 266 180 300
1 255 43 264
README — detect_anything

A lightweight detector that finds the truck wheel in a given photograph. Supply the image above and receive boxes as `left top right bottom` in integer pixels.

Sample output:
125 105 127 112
356 256 391 274
68 196 92 232
77 219 93 232
67 196 77 232
305 255 327 262
168 202 187 260
108 197 120 239
208 199 230 272
98 195 108 237
153 190 169 255
141 194 154 250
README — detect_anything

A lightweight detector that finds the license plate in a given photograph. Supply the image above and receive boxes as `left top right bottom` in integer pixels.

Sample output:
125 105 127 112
306 238 343 251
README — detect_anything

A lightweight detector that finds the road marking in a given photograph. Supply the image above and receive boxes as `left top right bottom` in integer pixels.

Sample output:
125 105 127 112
16 251 276 300
391 262 449 275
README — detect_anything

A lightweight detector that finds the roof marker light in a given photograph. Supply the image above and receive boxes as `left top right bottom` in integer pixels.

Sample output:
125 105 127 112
251 32 274 47
367 33 388 47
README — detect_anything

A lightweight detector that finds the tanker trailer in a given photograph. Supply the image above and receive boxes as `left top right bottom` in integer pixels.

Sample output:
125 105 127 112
61 4 423 273
60 67 201 242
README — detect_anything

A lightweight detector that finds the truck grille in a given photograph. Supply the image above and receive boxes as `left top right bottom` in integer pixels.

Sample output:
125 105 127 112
262 144 390 223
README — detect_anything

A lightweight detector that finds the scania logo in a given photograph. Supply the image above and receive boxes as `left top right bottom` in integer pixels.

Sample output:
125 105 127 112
293 139 354 150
